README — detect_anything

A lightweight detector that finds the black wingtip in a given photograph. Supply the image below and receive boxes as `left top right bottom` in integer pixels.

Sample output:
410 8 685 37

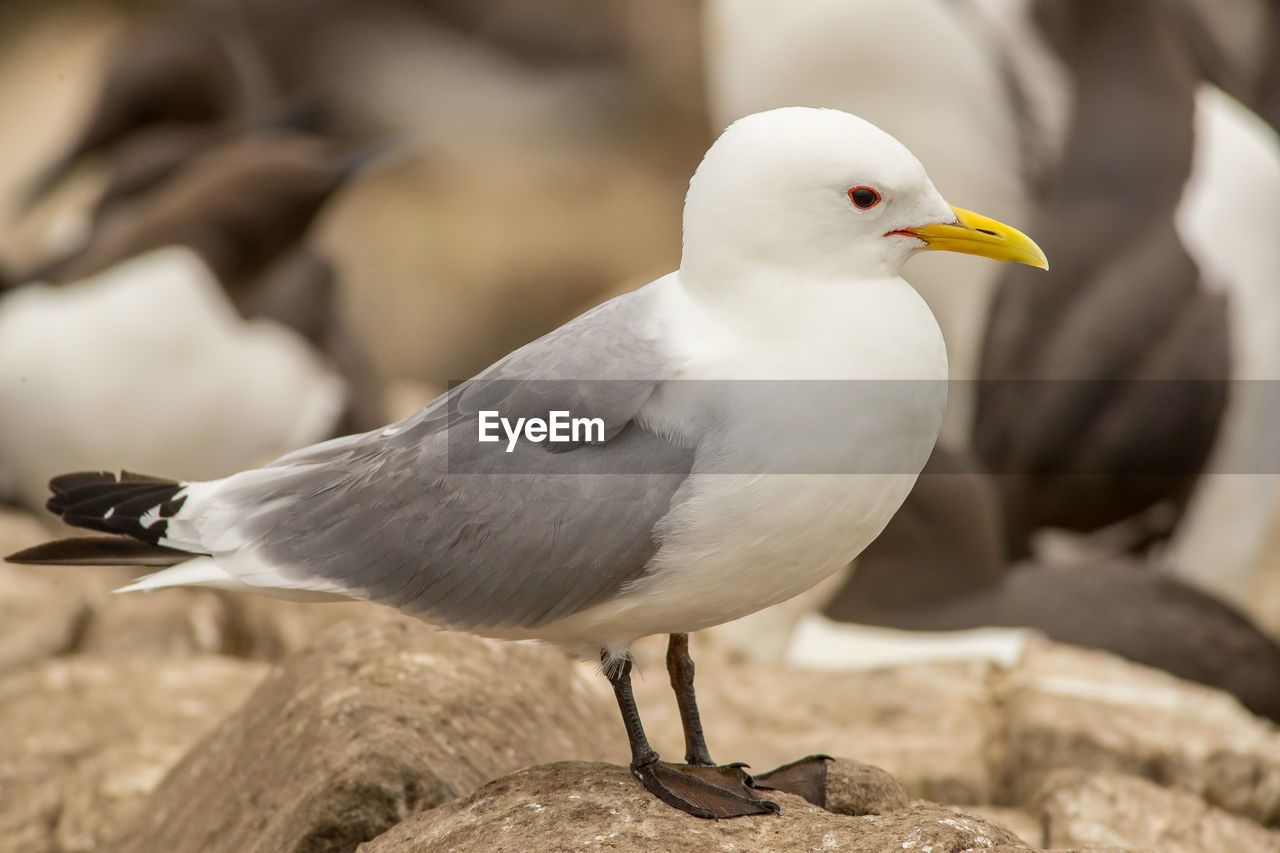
43 470 186 543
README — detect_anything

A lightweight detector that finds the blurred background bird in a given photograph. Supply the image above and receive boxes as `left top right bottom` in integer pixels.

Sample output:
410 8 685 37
0 0 1278 724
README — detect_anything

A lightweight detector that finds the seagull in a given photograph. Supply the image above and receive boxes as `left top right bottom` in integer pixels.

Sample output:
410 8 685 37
6 107 1046 818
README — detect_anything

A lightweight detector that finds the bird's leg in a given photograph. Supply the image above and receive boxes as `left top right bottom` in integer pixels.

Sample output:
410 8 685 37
603 652 659 768
666 633 714 766
602 651 779 819
663 634 831 807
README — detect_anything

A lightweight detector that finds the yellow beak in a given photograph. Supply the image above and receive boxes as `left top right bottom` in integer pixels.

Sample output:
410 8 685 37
899 206 1048 270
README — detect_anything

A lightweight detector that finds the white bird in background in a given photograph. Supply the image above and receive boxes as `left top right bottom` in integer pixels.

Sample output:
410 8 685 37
0 248 345 510
1167 86 1280 600
8 107 1046 818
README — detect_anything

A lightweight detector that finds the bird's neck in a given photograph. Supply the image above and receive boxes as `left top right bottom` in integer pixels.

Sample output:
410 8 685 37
666 269 949 382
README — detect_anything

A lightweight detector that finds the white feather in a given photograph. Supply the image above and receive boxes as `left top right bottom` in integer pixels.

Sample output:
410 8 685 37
115 555 353 602
114 556 252 594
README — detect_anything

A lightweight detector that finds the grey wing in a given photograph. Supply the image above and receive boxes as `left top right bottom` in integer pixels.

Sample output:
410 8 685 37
217 287 694 630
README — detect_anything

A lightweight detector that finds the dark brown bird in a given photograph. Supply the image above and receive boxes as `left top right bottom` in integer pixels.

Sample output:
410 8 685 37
19 6 337 263
973 0 1231 557
1171 0 1280 137
1255 4 1280 132
24 16 257 211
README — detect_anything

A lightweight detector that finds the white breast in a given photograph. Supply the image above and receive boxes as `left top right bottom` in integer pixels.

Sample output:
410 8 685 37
540 274 948 652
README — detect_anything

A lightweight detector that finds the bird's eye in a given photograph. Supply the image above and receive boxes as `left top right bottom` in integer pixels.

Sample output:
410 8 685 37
848 186 882 210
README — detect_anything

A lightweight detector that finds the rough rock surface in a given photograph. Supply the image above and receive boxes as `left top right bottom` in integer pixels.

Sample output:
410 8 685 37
953 805 1043 849
73 587 372 661
618 632 1280 830
824 760 911 816
1000 643 1280 825
0 510 89 673
110 613 626 853
357 761 1035 853
0 557 373 665
1039 769 1280 852
0 655 267 853
0 563 93 674
1 502 373 667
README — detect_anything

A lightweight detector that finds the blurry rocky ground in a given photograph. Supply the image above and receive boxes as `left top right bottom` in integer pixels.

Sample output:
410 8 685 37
4 508 1280 852
4 1 1280 851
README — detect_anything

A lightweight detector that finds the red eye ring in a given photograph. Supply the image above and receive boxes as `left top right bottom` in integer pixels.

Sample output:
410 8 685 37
848 186 882 209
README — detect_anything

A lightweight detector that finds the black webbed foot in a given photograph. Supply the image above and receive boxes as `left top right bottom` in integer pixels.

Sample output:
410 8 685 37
632 759 781 819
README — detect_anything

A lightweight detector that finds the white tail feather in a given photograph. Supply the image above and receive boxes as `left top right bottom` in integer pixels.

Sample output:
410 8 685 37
114 557 249 593
115 556 353 602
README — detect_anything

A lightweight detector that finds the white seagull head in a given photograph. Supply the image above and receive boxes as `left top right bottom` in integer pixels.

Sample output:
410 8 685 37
681 106 1047 284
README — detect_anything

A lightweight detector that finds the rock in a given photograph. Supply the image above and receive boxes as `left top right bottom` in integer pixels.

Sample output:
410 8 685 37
357 762 1034 853
0 511 112 673
621 633 1002 805
74 586 373 661
73 586 250 658
111 613 625 853
999 643 1280 826
0 507 50 552
0 655 267 853
1038 769 1280 852
3 511 376 666
0 563 93 675
823 760 911 816
950 805 1043 848
616 633 1280 834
